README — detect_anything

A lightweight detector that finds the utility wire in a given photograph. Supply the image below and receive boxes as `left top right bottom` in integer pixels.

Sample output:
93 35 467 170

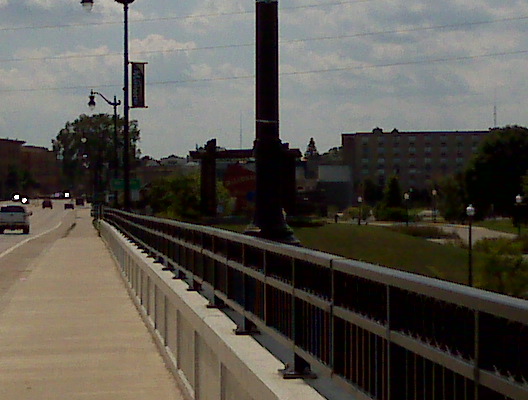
0 14 526 64
0 0 373 32
1 48 525 94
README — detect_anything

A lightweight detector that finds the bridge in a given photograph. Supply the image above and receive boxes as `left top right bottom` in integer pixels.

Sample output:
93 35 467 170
0 202 526 399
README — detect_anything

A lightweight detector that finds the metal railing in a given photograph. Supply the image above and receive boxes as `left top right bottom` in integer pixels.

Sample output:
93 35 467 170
101 207 528 400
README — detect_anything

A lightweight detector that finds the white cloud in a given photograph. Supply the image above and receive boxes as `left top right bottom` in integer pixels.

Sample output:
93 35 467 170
1 1 528 157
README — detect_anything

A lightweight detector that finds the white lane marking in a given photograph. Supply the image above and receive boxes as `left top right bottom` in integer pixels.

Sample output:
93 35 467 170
0 220 64 260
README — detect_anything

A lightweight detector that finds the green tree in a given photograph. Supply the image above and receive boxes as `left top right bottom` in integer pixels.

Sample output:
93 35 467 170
145 172 232 221
53 114 140 193
437 173 467 222
360 178 383 205
304 137 319 159
466 125 528 217
381 175 402 208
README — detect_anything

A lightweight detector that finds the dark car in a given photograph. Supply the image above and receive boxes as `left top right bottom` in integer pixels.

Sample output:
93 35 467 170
42 199 53 209
75 198 85 206
64 202 74 210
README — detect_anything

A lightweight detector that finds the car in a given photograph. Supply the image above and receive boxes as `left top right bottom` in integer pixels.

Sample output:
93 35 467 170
64 203 74 210
75 198 85 206
0 204 31 234
42 199 53 209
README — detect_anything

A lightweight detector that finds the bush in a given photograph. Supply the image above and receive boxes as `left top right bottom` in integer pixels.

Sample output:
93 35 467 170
375 206 408 222
473 237 528 298
343 206 371 221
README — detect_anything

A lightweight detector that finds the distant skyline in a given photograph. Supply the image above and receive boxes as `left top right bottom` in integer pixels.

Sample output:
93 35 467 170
0 1 527 159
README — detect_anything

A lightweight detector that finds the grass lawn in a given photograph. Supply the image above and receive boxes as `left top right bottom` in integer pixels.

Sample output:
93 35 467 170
216 222 487 285
475 219 520 235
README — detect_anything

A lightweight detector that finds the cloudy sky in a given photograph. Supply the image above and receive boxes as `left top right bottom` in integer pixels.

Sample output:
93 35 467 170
0 0 527 159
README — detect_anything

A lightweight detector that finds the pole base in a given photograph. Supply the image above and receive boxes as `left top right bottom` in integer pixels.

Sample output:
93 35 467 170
244 223 300 246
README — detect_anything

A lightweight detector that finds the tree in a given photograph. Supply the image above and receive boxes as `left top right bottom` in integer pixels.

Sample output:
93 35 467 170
53 114 140 194
381 175 402 208
360 178 383 205
465 125 528 217
145 172 232 221
304 137 319 159
437 173 467 222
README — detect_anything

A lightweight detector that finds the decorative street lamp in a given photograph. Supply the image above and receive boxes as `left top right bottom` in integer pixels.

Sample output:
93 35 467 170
88 90 121 207
81 0 135 210
357 196 363 225
515 194 523 237
404 192 410 226
466 204 475 287
432 189 438 223
247 0 298 244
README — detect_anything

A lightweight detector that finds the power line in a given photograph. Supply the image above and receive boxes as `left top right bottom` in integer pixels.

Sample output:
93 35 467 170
0 0 374 32
1 48 526 94
1 14 526 64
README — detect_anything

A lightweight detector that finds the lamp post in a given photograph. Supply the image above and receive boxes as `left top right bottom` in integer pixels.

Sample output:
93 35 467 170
466 204 475 287
432 189 437 223
88 90 121 207
357 196 363 225
404 192 410 226
515 194 523 237
247 0 297 244
81 0 134 210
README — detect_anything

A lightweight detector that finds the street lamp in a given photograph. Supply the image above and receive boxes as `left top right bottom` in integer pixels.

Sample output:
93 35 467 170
247 0 298 244
404 192 410 226
515 194 523 237
432 189 437 223
88 90 121 207
466 204 475 287
81 0 135 210
357 196 363 225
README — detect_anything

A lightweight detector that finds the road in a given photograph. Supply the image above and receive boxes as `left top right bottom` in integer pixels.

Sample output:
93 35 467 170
0 200 80 312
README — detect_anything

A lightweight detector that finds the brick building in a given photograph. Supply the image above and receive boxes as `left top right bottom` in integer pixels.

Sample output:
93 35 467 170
341 128 489 202
0 138 25 199
0 138 63 199
20 146 62 196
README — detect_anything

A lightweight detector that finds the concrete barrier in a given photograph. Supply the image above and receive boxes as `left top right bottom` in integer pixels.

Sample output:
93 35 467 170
99 221 326 400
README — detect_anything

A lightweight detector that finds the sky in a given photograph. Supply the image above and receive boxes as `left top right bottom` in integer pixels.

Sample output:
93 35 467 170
0 0 528 159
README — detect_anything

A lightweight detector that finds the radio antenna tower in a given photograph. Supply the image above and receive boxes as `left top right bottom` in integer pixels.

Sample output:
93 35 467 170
493 90 498 127
239 112 243 149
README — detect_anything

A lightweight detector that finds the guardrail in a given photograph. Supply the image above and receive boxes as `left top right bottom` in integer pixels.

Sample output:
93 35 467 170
101 207 527 400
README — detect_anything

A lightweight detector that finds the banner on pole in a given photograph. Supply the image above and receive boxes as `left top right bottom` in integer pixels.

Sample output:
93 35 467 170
131 62 147 108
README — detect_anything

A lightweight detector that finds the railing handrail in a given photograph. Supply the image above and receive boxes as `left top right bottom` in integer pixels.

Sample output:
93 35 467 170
101 207 528 400
106 208 528 323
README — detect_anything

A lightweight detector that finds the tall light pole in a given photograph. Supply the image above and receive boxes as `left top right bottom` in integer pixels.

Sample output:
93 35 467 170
432 189 437 223
466 204 475 287
81 0 134 210
404 192 410 226
248 0 298 244
515 194 523 237
88 90 121 206
357 196 363 225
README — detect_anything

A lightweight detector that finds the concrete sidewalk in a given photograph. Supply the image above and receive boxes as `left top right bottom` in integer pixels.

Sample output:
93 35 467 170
0 209 184 400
